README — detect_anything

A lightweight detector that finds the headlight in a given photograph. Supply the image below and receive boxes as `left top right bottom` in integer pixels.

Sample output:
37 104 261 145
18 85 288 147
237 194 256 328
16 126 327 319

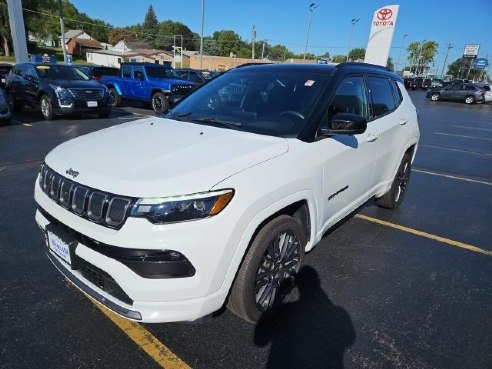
130 189 234 224
50 85 73 99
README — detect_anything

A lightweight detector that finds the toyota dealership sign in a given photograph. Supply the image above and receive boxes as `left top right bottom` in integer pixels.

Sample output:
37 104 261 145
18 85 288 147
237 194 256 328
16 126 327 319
365 5 400 67
463 44 480 59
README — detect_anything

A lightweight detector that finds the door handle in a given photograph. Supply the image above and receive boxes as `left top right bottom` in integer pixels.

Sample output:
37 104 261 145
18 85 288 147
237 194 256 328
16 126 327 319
399 119 408 125
366 133 379 142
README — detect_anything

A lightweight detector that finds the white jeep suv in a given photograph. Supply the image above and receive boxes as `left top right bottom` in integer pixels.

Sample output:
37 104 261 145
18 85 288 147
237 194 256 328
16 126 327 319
35 63 420 323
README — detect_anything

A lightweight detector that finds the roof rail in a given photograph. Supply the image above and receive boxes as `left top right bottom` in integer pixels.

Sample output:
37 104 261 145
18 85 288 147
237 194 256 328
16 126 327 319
335 62 389 71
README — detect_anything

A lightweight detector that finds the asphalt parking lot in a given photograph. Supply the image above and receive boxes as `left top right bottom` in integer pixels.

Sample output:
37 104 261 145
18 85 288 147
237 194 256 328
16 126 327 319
0 93 491 369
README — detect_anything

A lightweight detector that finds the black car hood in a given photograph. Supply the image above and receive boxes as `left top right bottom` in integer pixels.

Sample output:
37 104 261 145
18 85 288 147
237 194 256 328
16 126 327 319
45 79 102 89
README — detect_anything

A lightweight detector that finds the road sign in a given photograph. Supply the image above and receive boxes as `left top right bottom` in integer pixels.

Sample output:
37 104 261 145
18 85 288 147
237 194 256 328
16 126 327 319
463 44 480 58
475 58 488 69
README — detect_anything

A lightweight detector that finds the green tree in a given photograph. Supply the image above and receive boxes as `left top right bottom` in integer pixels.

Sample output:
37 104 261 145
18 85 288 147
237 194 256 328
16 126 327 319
317 51 330 60
155 20 195 51
0 0 11 55
202 36 219 56
387 57 395 71
348 48 365 61
142 5 158 46
332 55 346 63
267 44 291 61
406 40 439 74
212 30 244 57
108 28 138 44
446 57 484 80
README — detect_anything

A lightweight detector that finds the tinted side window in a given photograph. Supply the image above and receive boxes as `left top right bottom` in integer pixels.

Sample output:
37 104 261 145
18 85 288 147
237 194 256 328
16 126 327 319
329 76 369 120
390 80 403 106
367 77 396 118
133 65 144 79
122 65 131 78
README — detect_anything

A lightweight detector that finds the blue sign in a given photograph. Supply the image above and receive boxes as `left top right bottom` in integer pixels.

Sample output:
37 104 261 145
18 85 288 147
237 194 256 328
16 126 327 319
30 54 57 64
66 54 73 65
475 58 489 69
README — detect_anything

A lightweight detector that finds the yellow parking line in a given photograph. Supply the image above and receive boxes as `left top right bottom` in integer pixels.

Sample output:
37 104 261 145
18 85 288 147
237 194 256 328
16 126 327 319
87 296 191 369
355 214 492 256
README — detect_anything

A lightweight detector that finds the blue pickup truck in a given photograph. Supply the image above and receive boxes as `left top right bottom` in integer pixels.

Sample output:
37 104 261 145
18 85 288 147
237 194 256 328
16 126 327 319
101 63 196 114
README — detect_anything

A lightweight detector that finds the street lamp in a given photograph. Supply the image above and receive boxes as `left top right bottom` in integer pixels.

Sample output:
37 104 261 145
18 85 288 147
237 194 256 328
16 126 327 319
346 18 360 62
199 0 205 70
303 3 318 61
396 33 408 73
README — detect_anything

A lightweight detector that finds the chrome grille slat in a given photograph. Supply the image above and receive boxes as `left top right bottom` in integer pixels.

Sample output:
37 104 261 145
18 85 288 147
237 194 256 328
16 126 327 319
171 85 195 95
68 88 104 100
39 165 134 229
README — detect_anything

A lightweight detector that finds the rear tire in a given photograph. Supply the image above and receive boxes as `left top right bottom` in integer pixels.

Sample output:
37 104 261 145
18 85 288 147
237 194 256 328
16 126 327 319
40 95 53 120
376 153 412 209
227 215 305 323
108 88 121 107
464 96 475 104
151 92 169 115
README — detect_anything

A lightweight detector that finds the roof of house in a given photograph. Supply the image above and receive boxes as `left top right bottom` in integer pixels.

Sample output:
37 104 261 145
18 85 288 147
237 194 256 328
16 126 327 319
124 42 153 50
64 30 86 39
181 50 199 57
70 38 103 49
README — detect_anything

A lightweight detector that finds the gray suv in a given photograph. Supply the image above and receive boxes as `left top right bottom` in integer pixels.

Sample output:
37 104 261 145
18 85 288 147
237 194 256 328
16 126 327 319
427 83 486 104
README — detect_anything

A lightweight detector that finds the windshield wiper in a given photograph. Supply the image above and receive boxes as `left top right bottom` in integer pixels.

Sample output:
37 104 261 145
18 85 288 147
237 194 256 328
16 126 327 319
189 117 242 128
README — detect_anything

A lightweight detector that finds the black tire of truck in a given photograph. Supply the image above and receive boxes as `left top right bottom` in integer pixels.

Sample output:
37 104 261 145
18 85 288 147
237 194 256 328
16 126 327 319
151 92 169 115
108 88 121 107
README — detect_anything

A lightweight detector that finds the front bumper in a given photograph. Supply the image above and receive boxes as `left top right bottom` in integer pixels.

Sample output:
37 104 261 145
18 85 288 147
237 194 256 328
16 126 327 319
34 179 245 323
53 98 111 116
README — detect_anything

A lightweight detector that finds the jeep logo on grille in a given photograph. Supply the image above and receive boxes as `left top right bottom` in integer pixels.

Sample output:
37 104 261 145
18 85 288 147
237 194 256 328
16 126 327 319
66 168 79 178
85 90 93 93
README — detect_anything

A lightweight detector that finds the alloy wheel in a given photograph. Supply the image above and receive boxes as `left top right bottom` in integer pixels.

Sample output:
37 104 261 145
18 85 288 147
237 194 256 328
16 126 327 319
254 231 301 311
395 161 410 202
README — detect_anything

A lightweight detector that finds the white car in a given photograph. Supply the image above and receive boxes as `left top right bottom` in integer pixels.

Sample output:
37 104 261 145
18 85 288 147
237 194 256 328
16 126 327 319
479 83 492 102
35 63 420 323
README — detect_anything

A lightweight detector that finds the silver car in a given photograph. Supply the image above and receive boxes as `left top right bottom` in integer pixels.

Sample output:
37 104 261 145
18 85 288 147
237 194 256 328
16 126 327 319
427 83 486 104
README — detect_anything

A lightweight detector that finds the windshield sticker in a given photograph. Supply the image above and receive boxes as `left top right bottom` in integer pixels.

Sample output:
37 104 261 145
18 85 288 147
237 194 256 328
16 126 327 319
305 80 315 87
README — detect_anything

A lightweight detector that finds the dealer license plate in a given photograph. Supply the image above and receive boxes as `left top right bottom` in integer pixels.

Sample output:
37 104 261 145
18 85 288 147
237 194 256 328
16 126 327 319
87 101 98 107
47 231 71 265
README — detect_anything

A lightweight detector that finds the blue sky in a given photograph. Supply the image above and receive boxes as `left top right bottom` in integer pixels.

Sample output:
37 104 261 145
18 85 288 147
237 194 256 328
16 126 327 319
71 0 491 69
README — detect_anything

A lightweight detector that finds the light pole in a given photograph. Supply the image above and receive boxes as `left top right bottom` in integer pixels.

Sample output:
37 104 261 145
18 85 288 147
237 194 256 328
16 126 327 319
303 3 318 61
346 18 360 62
199 0 205 70
396 33 408 73
416 39 426 76
440 43 453 79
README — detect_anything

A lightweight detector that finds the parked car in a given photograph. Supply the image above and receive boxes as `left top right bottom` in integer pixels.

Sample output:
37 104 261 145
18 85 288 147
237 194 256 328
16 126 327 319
426 83 486 104
0 63 13 88
409 77 431 90
477 83 492 103
73 65 119 82
431 79 444 88
403 77 415 89
5 63 111 120
101 62 196 114
0 88 11 124
34 62 420 323
175 68 212 85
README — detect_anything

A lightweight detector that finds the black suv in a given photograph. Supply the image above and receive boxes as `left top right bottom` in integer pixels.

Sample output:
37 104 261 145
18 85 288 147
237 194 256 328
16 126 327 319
175 68 212 85
73 65 119 82
6 63 111 120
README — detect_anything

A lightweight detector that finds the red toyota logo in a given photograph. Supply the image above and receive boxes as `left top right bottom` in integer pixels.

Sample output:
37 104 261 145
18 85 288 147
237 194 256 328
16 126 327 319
377 8 393 20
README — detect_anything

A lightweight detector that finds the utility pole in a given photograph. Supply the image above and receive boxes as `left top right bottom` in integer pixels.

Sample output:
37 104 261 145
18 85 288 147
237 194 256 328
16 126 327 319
261 40 266 59
251 25 256 60
440 43 453 79
6 0 29 62
200 0 205 69
58 0 67 63
416 39 426 76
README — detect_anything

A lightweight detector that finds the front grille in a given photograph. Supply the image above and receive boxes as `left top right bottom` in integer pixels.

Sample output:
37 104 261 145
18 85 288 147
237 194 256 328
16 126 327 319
39 164 134 229
171 84 195 95
68 88 104 100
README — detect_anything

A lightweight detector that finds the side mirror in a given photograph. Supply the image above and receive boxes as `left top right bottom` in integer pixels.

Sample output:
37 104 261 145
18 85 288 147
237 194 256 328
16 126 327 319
320 113 367 136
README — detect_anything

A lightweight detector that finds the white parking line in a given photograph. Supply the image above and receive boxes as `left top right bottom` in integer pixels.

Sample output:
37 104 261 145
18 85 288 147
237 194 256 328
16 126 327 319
453 125 492 132
419 143 489 156
413 168 492 186
434 132 492 141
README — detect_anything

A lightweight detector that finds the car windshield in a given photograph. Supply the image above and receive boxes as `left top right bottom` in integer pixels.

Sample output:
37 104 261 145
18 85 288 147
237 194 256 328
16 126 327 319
200 71 212 80
167 68 330 138
36 65 89 81
145 66 179 79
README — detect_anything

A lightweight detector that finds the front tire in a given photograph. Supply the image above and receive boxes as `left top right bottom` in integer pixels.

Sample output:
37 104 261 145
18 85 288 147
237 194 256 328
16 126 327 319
431 93 440 101
108 88 121 107
151 92 169 115
376 153 412 209
227 215 305 323
40 95 53 120
464 96 475 104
